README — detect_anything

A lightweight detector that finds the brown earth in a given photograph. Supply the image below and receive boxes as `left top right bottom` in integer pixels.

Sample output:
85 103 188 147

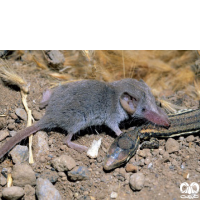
0 56 200 200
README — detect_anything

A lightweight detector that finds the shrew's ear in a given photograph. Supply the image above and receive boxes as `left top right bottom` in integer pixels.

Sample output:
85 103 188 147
120 93 137 114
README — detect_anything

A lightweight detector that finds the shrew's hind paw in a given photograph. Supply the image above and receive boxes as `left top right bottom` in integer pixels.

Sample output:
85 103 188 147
140 138 159 150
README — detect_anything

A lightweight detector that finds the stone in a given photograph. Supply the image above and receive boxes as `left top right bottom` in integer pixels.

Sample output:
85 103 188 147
15 108 27 121
9 131 17 137
51 155 76 172
12 164 36 186
24 185 35 200
45 50 65 70
2 186 24 200
40 170 59 183
0 118 6 129
165 138 179 153
8 123 15 130
33 131 49 159
186 135 195 142
68 166 90 181
0 174 7 186
129 173 145 191
125 163 138 172
36 178 62 200
110 191 118 199
10 113 18 120
9 145 29 164
32 110 43 121
138 149 147 158
0 129 9 141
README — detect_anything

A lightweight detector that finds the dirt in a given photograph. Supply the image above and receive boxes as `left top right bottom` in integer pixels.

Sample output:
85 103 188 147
0 59 200 200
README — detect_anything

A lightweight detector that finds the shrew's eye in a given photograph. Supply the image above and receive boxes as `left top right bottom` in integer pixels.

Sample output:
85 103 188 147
142 108 146 112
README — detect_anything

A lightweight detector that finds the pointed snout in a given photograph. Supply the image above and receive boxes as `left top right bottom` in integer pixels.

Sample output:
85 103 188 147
143 109 170 128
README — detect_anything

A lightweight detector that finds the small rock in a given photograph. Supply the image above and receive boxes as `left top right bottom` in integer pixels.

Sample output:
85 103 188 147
36 178 62 200
45 50 65 70
8 123 15 130
9 145 29 164
24 185 35 200
68 166 90 181
139 158 145 166
10 113 18 120
40 170 59 183
119 168 126 178
162 152 170 162
58 172 66 177
40 156 46 163
0 118 6 129
0 174 7 186
166 138 179 153
33 131 49 159
186 135 195 142
32 110 43 121
2 186 24 200
138 149 147 158
12 164 36 186
179 136 185 141
0 129 9 141
129 173 145 191
148 162 153 169
125 164 138 172
196 168 200 173
9 131 17 137
15 108 27 121
51 155 76 172
110 191 118 199
144 157 151 165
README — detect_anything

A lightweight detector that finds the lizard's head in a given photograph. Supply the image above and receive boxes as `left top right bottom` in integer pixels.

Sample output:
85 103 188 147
119 79 170 128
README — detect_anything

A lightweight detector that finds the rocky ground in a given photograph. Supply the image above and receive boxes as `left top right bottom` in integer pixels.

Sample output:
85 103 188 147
0 59 200 200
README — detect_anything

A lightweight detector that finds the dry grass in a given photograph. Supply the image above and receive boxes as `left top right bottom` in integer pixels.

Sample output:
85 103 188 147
4 50 200 100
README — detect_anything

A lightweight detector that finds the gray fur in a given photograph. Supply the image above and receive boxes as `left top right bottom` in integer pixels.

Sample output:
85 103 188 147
0 78 170 157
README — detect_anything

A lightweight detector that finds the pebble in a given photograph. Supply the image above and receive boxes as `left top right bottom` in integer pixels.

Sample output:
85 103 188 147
0 174 7 186
9 145 29 164
165 138 179 153
58 172 66 177
125 164 138 172
32 110 43 121
159 149 165 155
10 113 18 120
51 155 76 172
24 185 35 200
148 162 153 169
36 178 62 200
40 170 59 183
162 152 170 162
129 173 145 191
0 129 9 141
0 118 6 129
144 157 151 165
138 149 147 158
9 130 17 137
8 123 15 130
45 50 65 70
68 166 91 181
12 164 36 186
15 108 27 121
33 131 49 159
196 168 200 173
2 186 24 200
110 191 118 199
186 135 195 142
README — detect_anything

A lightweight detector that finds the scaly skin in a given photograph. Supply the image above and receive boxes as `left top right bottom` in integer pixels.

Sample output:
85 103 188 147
104 109 200 170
